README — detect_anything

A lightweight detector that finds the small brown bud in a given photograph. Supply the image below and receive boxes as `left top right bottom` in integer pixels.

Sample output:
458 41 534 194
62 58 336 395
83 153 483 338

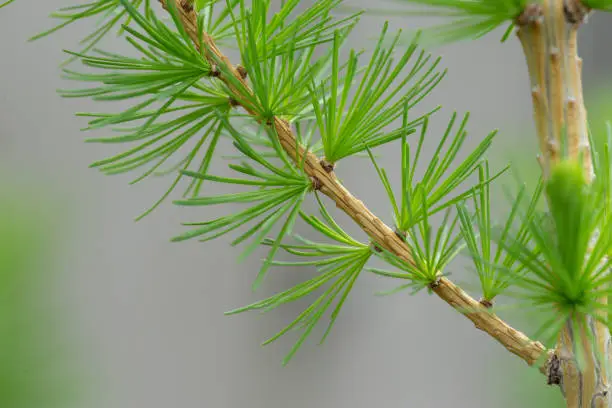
210 64 221 78
180 0 194 12
310 176 322 191
236 65 248 80
546 354 562 385
428 277 442 289
479 298 494 309
320 159 335 173
516 4 543 26
564 0 590 25
370 242 383 253
394 228 407 241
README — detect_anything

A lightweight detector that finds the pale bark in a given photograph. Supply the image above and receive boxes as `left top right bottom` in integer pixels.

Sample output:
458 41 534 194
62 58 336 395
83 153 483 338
517 1 611 406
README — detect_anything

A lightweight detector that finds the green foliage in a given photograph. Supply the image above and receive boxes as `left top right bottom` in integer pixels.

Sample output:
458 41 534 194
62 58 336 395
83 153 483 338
369 111 499 233
311 26 443 163
197 0 241 45
173 117 311 289
367 109 493 292
62 0 230 218
370 208 463 293
32 0 144 61
582 91 612 252
457 164 544 301
218 0 360 123
242 0 360 56
372 0 528 43
11 0 612 370
583 0 612 10
493 155 612 346
0 0 15 9
25 0 511 360
226 195 372 364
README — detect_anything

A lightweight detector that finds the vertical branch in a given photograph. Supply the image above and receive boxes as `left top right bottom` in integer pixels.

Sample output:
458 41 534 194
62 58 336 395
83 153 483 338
517 1 609 407
548 0 565 158
517 4 556 174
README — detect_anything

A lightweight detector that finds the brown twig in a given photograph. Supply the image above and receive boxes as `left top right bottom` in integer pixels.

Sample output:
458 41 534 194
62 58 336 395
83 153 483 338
158 0 549 369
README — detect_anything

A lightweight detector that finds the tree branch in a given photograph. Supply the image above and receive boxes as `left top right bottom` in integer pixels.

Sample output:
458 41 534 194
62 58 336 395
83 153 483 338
516 1 609 405
159 0 549 369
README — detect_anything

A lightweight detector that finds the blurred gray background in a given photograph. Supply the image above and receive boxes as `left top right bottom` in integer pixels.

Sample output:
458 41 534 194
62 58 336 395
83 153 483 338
0 2 611 407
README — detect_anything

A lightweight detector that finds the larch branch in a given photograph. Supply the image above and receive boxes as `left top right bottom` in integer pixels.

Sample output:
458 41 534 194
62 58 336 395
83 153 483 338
159 0 549 369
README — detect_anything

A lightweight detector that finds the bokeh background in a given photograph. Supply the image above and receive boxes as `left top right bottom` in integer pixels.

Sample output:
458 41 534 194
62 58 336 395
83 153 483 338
1 1 611 407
